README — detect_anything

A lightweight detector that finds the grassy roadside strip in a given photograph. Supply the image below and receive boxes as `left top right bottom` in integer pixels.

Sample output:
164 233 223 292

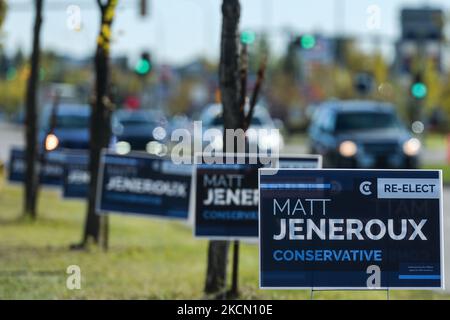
0 172 448 299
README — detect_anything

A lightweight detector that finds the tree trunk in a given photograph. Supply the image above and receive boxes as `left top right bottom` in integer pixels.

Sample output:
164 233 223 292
24 0 43 219
81 2 116 246
82 49 107 244
204 0 241 296
0 1 7 30
220 0 243 130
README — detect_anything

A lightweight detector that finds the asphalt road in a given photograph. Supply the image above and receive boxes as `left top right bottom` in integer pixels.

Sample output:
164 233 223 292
282 140 447 165
0 122 23 164
0 122 447 164
0 122 448 292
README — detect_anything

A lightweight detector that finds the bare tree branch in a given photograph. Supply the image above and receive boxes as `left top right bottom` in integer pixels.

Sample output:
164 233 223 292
97 0 115 14
238 43 248 120
243 54 267 131
96 0 105 12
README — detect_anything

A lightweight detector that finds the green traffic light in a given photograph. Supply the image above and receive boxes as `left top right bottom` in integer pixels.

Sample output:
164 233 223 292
411 82 427 99
135 59 151 75
240 30 256 45
301 35 316 49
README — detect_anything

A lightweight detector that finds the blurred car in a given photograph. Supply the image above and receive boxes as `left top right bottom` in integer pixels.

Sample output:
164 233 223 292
198 103 284 153
39 103 91 151
308 100 420 168
167 114 194 136
112 109 168 153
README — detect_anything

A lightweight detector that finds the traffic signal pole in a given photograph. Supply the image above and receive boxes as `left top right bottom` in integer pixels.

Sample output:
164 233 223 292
409 38 427 126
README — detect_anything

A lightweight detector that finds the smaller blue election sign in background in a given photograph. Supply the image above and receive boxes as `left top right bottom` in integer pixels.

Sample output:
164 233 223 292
63 150 90 199
7 147 64 186
194 154 321 239
258 169 444 289
97 151 192 220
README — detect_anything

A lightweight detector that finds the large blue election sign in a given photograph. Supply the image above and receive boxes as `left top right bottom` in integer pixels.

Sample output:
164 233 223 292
259 169 443 289
194 154 321 239
63 151 90 199
7 147 64 186
97 151 192 219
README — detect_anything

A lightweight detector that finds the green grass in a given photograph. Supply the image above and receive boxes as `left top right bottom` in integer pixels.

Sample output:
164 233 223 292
424 133 447 151
0 176 448 300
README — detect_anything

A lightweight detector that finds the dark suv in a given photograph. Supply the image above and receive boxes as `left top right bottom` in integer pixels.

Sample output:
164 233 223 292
308 100 420 168
39 103 91 151
111 109 168 152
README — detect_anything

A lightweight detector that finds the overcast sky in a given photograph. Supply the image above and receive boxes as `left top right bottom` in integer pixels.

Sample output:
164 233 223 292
2 0 449 65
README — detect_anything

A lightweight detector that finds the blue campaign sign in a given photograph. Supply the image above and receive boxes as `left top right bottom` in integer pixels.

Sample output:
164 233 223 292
258 169 444 289
63 151 90 199
194 154 322 239
7 147 65 186
97 151 192 219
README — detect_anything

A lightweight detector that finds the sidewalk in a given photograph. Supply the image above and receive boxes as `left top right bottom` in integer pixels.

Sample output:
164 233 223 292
0 122 23 164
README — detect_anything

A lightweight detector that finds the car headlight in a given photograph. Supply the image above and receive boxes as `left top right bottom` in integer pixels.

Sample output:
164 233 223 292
339 140 357 157
115 141 131 155
403 138 421 156
146 141 166 156
45 134 59 151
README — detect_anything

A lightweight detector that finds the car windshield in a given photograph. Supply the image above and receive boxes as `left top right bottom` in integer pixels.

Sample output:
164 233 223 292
211 116 263 126
117 111 163 127
120 118 157 126
56 115 89 129
335 112 400 131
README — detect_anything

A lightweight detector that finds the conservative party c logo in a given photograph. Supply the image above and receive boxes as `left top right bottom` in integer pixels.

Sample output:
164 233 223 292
360 181 372 195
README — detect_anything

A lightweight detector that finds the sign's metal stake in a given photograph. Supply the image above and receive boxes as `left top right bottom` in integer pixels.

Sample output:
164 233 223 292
229 240 240 297
102 215 109 252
